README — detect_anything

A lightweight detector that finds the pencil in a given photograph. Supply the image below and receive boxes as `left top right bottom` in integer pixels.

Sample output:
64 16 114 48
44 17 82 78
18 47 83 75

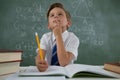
35 32 43 60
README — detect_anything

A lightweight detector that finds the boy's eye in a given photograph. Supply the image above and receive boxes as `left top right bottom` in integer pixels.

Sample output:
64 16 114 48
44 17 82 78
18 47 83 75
49 13 63 17
50 14 54 17
58 13 62 16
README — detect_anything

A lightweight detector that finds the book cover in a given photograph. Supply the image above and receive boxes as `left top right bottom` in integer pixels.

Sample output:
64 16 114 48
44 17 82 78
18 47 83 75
0 49 23 52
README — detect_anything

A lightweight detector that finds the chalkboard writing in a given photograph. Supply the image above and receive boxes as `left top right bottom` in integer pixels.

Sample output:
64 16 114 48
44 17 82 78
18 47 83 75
0 0 120 66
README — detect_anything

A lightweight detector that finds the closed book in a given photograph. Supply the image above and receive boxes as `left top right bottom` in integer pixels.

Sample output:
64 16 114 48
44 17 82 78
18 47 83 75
104 62 120 74
0 50 23 62
0 60 21 75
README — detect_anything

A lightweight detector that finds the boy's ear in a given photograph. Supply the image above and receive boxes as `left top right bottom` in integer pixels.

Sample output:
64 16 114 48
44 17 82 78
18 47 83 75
67 21 72 28
47 24 51 29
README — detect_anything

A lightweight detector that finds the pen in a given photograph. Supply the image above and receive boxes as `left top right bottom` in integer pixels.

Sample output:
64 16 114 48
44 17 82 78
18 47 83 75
35 32 43 60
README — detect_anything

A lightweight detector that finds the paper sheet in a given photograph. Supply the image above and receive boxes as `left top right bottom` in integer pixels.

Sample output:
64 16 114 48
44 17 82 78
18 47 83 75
4 73 66 80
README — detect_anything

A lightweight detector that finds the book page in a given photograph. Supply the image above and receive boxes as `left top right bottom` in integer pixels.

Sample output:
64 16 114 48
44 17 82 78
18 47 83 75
6 73 66 80
65 64 91 77
19 66 67 76
65 64 120 78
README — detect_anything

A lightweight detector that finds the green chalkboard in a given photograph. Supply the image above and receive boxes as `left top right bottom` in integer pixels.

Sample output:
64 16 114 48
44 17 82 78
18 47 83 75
0 0 120 66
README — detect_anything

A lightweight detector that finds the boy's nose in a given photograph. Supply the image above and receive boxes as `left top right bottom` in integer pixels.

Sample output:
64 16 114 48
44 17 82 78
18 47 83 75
54 14 59 18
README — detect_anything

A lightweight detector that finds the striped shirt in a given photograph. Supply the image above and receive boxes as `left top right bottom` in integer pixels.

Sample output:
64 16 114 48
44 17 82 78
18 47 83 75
40 30 79 65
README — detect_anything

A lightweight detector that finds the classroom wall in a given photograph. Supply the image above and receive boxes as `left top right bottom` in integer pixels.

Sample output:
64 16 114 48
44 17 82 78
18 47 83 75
0 0 120 66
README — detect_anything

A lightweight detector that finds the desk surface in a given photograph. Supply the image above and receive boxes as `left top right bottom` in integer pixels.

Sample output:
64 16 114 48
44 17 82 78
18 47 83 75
1 67 120 80
1 75 120 80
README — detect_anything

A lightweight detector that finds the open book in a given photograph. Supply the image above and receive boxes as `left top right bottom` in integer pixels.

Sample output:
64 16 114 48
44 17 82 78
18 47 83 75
19 64 120 78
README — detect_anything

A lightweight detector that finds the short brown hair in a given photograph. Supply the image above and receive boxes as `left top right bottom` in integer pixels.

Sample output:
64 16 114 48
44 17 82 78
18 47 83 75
47 3 71 22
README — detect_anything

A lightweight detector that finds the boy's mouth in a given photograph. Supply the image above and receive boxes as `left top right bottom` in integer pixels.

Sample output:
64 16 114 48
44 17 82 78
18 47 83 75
53 20 60 24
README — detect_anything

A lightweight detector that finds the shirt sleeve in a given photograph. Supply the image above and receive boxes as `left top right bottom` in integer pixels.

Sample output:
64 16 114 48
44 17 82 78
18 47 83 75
40 34 47 50
66 34 80 61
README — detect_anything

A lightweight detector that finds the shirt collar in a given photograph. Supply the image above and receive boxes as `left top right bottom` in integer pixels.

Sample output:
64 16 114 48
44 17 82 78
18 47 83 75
52 30 69 42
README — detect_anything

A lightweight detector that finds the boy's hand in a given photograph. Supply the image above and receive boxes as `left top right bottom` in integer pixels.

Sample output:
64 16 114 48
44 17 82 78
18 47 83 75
35 55 48 72
53 20 62 38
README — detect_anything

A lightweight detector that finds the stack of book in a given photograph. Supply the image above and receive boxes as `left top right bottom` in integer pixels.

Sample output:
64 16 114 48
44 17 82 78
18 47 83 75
104 62 120 74
0 50 23 75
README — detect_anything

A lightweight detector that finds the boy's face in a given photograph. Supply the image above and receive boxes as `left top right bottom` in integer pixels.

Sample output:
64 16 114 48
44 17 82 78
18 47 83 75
48 7 70 32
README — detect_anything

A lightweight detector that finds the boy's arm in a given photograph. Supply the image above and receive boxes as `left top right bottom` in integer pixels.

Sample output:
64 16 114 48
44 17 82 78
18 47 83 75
56 33 74 66
53 27 74 66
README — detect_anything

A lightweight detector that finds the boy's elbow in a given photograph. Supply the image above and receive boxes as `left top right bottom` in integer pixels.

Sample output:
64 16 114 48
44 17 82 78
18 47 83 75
59 61 70 67
59 63 67 67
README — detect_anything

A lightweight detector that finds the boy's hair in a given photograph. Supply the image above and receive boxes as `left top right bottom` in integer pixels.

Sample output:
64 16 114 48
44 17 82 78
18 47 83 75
47 3 71 22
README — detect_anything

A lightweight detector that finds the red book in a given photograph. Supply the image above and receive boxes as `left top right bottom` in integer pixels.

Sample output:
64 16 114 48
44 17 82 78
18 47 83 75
0 50 23 62
0 60 22 75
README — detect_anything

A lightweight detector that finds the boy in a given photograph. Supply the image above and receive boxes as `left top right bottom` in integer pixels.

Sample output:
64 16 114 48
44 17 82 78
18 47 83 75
35 3 79 72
